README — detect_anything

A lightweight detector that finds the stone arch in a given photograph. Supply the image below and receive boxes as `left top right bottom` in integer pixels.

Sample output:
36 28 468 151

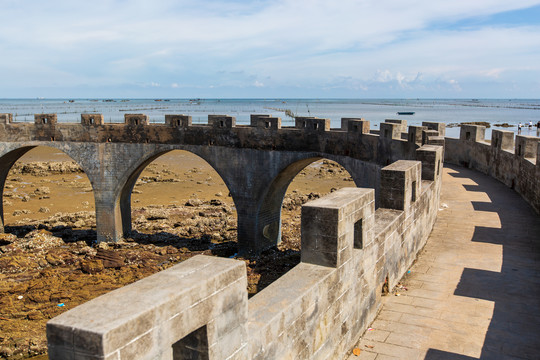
257 155 359 249
116 147 240 239
0 144 97 232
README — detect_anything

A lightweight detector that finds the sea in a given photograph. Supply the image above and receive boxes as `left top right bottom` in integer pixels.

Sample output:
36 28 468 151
1 98 539 139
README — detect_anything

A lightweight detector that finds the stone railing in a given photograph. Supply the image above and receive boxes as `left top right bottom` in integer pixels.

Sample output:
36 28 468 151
444 125 540 214
47 144 443 359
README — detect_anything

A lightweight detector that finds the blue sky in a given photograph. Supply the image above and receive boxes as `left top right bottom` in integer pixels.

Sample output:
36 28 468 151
1 0 540 98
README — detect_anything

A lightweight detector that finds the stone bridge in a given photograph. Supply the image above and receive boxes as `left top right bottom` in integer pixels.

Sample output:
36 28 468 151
0 112 444 254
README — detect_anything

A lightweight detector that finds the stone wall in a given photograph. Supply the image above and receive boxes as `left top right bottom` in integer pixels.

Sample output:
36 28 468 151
0 114 434 166
444 125 540 214
46 145 443 359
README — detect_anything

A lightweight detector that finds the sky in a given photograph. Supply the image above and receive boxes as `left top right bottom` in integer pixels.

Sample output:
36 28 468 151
1 0 540 98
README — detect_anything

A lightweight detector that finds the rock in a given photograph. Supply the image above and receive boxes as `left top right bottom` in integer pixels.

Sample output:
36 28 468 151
73 219 86 228
494 123 514 128
185 198 202 207
34 187 50 195
13 209 31 216
38 207 50 213
15 161 83 175
210 199 222 206
80 259 104 274
215 192 223 197
461 121 491 128
78 246 97 256
96 242 110 250
37 258 48 267
21 195 30 202
82 201 89 206
145 209 168 220
45 253 64 266
95 249 125 268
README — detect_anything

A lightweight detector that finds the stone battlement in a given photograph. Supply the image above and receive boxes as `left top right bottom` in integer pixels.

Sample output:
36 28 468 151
445 125 540 213
0 113 442 155
0 114 445 254
47 147 443 359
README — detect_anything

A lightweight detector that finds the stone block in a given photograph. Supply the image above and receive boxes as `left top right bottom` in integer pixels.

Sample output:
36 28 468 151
0 113 13 124
408 126 427 144
301 187 375 268
385 119 407 133
250 114 270 126
380 160 421 211
295 117 330 132
81 114 104 126
46 255 247 360
251 115 281 130
380 122 401 140
209 115 236 128
427 136 445 148
515 135 539 159
124 114 148 126
416 145 443 181
491 129 514 151
341 118 369 133
34 113 57 125
422 129 439 145
422 122 446 136
165 114 192 127
460 124 485 142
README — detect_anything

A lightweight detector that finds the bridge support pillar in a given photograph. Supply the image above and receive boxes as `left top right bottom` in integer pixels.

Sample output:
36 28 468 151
94 192 124 243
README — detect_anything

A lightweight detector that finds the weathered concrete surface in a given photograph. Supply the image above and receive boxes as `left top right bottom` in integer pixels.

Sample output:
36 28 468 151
47 255 248 360
349 164 540 360
444 126 540 214
0 115 428 254
46 145 443 359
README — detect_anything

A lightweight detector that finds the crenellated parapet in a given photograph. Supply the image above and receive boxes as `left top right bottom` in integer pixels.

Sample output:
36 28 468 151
0 113 445 256
445 124 540 213
0 113 443 166
46 144 443 359
81 113 104 125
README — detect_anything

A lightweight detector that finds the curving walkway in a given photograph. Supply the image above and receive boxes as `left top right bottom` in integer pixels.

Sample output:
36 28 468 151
348 164 540 360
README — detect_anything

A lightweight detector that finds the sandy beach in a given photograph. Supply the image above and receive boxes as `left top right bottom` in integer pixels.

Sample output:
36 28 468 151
0 146 354 359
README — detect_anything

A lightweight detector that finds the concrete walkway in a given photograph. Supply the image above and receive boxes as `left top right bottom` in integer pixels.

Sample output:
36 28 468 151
348 164 540 360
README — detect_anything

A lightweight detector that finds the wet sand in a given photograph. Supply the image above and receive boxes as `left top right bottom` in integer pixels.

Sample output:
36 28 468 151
0 146 354 359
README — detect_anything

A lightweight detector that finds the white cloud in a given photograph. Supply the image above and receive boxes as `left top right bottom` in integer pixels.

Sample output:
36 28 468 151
1 0 540 96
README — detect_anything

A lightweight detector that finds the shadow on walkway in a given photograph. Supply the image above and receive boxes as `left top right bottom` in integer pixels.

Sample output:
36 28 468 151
425 164 540 360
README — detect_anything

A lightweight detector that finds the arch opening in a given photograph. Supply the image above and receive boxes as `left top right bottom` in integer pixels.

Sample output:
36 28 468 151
120 149 240 260
1 146 96 241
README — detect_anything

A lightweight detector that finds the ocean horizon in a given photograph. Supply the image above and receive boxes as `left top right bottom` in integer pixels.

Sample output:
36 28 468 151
1 98 539 139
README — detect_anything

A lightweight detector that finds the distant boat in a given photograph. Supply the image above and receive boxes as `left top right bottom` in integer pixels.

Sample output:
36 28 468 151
397 111 415 115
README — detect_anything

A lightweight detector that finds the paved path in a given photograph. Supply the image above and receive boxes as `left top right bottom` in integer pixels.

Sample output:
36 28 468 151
348 164 540 360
